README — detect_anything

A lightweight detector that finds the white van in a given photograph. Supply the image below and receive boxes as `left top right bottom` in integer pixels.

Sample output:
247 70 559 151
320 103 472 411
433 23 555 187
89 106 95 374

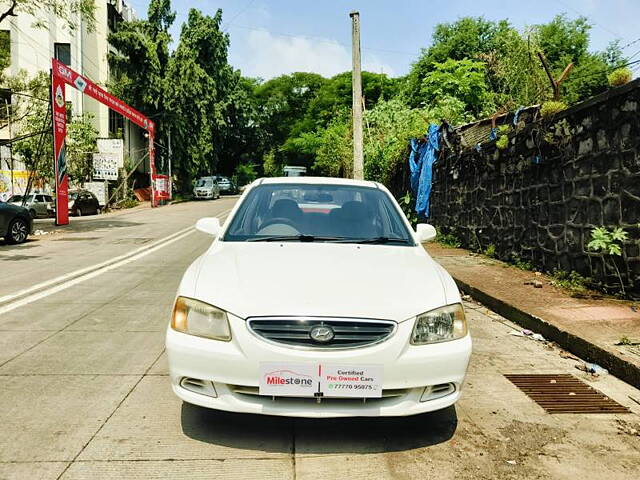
283 166 307 177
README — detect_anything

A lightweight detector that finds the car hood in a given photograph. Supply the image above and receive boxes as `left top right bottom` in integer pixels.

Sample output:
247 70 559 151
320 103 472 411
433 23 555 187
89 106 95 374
1 202 28 214
190 242 449 322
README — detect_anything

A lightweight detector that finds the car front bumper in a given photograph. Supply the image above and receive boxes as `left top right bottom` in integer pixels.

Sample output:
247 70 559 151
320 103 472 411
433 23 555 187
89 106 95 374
194 191 214 199
166 313 472 417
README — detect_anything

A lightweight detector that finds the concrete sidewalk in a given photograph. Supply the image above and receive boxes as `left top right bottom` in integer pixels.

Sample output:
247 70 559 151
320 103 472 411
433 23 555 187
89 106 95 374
427 243 640 389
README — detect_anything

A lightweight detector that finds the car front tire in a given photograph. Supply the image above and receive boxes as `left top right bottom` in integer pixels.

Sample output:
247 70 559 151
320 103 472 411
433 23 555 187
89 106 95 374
7 218 29 244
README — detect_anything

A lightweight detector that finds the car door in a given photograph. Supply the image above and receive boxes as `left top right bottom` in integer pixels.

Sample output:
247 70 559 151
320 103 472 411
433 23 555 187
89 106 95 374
78 193 89 214
0 204 9 236
35 195 48 217
88 192 99 213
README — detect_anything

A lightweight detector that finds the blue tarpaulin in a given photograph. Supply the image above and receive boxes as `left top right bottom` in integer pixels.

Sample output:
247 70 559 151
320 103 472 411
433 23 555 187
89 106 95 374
409 124 440 217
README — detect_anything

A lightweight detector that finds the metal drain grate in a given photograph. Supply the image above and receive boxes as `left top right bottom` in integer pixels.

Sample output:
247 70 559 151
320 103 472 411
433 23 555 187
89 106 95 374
505 374 630 414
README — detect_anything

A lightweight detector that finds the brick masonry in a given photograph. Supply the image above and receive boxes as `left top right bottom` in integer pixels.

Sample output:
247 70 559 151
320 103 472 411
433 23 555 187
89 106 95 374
429 80 640 298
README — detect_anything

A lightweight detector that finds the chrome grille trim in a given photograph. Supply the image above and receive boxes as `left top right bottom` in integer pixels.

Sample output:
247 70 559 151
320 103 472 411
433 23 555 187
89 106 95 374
229 384 408 400
246 316 397 349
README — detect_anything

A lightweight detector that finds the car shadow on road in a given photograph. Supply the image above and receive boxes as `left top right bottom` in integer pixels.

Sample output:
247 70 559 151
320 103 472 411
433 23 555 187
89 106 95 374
181 402 457 454
0 238 40 249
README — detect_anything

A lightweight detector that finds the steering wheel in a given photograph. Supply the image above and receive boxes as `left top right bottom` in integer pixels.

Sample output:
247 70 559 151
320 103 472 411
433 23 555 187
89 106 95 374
259 217 298 229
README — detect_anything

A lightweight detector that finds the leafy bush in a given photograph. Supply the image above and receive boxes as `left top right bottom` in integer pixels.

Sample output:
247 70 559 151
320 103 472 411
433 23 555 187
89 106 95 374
116 198 138 209
496 135 509 150
510 254 534 271
607 68 633 87
234 163 257 186
540 101 567 119
550 269 590 296
484 244 496 257
436 229 462 248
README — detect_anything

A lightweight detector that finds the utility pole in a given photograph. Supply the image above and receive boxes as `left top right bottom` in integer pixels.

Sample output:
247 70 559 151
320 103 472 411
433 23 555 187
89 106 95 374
350 10 364 180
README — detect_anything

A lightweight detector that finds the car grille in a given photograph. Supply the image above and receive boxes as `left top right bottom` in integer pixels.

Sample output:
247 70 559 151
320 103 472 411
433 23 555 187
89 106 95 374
229 384 409 403
246 316 396 349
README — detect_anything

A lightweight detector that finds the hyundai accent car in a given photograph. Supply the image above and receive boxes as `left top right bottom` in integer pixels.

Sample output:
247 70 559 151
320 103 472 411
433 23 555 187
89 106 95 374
166 177 471 417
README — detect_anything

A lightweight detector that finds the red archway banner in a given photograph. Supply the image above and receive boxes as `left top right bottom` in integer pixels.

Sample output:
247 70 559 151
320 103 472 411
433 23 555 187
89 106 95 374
51 58 156 225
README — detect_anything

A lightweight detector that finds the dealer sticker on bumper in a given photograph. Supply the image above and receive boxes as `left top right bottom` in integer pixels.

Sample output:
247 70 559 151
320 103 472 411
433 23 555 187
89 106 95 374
258 362 383 398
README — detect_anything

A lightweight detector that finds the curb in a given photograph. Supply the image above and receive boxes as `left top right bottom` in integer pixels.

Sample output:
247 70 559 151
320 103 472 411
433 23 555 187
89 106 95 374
454 277 640 389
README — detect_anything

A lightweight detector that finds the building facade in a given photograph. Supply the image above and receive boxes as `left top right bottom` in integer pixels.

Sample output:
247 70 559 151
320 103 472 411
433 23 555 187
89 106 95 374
0 0 144 199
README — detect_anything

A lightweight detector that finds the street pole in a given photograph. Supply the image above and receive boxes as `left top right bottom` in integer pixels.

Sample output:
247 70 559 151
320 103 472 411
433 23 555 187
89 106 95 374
168 129 172 200
350 10 364 180
4 98 13 196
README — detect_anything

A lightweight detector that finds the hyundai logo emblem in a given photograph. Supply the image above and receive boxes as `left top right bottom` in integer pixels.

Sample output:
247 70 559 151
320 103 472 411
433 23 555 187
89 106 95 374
309 325 335 343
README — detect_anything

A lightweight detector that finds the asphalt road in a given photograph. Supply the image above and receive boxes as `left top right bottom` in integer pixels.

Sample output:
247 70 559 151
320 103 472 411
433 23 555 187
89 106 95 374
0 200 639 479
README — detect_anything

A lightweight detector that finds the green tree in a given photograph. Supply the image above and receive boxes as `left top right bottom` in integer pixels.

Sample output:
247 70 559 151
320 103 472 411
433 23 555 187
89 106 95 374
108 0 175 120
164 8 239 187
253 72 327 168
0 0 96 31
66 114 98 185
534 14 590 68
405 17 514 107
11 72 53 181
420 59 494 118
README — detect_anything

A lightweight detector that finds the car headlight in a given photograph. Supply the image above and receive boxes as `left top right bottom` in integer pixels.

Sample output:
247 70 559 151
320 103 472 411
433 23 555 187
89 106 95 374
171 296 231 341
411 303 467 345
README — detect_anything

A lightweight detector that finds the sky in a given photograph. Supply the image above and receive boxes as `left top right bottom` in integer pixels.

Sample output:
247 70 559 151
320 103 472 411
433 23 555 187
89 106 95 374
127 0 640 80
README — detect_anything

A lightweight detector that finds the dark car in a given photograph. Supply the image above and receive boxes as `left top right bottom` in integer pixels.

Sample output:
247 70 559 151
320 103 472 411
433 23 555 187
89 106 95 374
69 190 100 216
0 202 33 244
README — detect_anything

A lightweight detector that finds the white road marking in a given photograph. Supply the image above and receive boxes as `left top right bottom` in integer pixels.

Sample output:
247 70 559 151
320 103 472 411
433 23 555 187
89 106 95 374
0 207 232 314
0 229 195 315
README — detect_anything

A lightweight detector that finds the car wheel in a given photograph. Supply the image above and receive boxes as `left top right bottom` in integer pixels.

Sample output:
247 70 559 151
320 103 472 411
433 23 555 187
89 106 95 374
7 218 28 244
76 207 82 217
29 209 36 219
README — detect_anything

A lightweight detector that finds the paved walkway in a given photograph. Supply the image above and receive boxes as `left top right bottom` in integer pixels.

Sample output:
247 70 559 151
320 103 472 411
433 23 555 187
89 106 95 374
426 243 640 388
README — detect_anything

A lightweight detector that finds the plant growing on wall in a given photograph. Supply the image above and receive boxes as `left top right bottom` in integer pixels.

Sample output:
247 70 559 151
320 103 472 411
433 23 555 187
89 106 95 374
399 192 418 227
540 101 568 119
607 68 632 87
587 226 628 295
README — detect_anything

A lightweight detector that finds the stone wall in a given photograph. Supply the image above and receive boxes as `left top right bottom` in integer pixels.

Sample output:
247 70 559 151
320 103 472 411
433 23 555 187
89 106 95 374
429 80 640 297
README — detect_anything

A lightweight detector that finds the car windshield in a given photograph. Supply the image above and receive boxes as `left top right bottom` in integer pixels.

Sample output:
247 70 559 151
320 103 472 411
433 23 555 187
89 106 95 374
223 183 414 244
218 177 229 183
196 179 213 187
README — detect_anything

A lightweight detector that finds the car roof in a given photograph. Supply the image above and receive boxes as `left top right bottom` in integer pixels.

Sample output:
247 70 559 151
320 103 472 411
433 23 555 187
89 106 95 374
257 176 379 188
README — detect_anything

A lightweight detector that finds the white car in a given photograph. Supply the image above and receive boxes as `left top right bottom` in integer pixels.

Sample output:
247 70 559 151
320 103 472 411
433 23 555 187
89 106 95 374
167 177 471 417
193 177 220 200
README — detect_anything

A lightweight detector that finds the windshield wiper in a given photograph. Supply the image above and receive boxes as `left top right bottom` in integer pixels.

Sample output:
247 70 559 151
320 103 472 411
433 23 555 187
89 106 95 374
248 234 344 242
342 236 412 245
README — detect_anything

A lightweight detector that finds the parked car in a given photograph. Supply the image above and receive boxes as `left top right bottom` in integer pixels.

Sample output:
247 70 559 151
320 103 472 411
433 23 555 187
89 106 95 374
68 190 100 216
216 176 236 194
7 193 54 218
0 202 32 244
166 177 471 418
193 177 220 200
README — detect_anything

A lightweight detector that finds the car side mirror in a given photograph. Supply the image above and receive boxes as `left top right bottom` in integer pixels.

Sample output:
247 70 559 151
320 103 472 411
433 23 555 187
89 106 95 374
196 217 221 237
415 223 437 243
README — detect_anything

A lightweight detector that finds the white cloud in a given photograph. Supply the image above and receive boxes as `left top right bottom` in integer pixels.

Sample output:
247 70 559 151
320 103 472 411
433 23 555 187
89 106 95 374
241 30 395 79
